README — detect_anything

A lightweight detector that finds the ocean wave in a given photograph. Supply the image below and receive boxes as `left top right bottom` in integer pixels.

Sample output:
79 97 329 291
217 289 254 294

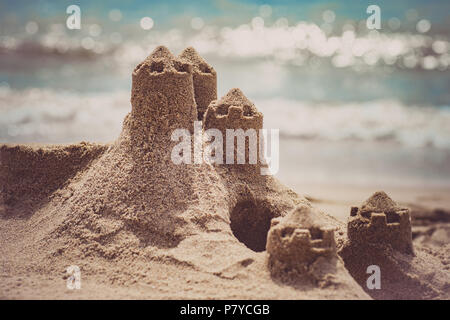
258 98 450 149
1 88 449 150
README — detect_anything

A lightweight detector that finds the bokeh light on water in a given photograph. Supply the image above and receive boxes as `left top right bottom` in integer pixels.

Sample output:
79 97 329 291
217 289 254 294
0 0 449 187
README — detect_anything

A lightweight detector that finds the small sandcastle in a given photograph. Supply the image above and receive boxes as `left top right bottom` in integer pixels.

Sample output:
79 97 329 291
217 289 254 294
347 191 413 254
338 192 449 299
266 206 336 278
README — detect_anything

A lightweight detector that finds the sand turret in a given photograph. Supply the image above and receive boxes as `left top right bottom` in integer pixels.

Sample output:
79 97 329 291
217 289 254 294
179 47 217 120
203 88 263 166
129 46 197 137
266 205 337 276
347 191 413 254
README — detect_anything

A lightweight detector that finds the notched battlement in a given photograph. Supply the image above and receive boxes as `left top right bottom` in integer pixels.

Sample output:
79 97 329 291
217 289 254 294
179 47 216 75
204 88 263 130
214 104 261 120
347 191 414 254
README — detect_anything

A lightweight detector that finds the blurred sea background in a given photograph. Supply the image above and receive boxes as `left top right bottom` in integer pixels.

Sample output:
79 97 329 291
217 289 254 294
1 0 449 190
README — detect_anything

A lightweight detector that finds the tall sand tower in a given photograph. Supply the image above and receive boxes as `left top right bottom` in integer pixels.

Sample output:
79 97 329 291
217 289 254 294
179 47 217 120
128 45 197 144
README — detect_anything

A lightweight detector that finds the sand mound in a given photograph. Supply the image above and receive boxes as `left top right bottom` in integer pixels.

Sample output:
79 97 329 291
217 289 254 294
0 143 107 217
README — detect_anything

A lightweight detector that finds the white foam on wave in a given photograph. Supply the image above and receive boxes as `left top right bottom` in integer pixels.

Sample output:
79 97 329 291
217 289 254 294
258 98 450 149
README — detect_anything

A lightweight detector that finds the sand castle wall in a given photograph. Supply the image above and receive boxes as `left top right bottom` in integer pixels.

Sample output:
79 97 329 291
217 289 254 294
336 192 441 299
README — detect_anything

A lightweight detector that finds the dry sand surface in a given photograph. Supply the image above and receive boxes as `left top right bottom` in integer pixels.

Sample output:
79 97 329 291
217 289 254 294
1 46 449 300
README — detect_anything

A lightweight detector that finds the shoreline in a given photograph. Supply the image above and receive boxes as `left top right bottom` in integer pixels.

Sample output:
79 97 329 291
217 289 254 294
285 182 450 222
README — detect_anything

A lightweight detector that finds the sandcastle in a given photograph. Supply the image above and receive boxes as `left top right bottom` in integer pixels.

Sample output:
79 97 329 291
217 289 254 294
129 46 196 138
266 206 337 277
336 192 449 299
203 88 263 167
0 46 343 279
347 191 413 254
4 45 447 299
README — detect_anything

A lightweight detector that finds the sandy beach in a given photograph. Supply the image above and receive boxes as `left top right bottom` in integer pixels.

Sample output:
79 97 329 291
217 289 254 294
1 170 448 299
1 0 450 302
